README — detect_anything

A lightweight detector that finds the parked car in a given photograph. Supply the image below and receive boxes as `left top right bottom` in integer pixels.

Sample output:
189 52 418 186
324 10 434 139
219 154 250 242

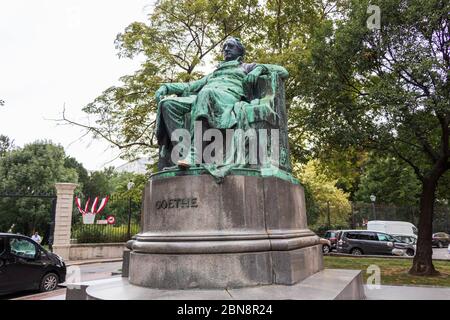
0 233 66 295
336 230 415 256
432 232 450 248
322 230 339 254
393 234 417 245
319 238 332 254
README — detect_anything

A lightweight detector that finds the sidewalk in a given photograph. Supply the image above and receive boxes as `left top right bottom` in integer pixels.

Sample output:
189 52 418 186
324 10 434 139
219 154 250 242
364 285 450 300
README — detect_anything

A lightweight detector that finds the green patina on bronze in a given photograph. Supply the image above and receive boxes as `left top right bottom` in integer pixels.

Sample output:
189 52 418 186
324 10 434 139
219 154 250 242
154 37 293 182
150 167 301 186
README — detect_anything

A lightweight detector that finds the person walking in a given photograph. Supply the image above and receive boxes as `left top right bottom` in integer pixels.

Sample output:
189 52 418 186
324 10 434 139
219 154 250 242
31 231 42 244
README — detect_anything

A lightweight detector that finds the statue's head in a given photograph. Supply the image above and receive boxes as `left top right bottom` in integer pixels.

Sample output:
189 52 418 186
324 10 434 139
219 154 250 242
223 37 245 61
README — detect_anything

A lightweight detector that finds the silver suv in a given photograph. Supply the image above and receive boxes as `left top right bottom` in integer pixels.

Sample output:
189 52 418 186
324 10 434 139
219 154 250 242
336 230 415 256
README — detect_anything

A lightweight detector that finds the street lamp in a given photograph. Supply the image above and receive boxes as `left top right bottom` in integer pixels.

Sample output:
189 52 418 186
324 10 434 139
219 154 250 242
127 181 135 239
370 194 377 220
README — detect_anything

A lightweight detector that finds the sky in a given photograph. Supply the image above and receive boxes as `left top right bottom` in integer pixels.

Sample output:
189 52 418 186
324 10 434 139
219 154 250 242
0 0 155 171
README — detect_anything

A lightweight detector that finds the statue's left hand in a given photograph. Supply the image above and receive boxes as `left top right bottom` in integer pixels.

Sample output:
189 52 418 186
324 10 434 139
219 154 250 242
244 72 259 86
155 86 168 104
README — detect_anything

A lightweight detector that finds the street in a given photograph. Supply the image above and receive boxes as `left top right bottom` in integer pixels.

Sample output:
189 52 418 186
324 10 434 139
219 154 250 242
433 248 450 260
3 261 122 300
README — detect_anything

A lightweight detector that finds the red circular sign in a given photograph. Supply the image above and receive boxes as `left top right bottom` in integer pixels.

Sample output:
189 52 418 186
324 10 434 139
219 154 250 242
106 215 116 225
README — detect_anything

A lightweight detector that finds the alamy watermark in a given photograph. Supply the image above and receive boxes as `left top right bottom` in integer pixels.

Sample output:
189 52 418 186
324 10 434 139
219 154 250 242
65 265 82 289
366 4 381 30
169 121 281 170
366 264 381 289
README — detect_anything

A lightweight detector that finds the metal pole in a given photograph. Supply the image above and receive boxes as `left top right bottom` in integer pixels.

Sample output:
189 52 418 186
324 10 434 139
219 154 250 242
351 202 355 229
372 202 377 220
127 196 132 240
327 201 331 227
446 204 449 234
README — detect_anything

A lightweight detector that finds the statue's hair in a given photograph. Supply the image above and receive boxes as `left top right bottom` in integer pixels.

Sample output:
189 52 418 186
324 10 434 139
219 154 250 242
223 37 245 56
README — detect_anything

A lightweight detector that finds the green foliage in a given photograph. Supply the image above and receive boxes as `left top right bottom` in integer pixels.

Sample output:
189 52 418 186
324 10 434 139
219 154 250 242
0 135 14 157
296 160 352 228
77 0 262 161
295 0 449 181
72 224 140 243
0 141 78 236
354 155 422 206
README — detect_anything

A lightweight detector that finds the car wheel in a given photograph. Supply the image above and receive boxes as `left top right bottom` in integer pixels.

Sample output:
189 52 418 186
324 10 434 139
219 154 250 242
351 248 363 256
406 249 415 256
438 241 443 248
322 245 330 254
40 272 59 292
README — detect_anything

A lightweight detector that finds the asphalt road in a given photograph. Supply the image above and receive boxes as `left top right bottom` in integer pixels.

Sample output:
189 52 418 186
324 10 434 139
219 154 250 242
433 248 450 260
3 261 122 300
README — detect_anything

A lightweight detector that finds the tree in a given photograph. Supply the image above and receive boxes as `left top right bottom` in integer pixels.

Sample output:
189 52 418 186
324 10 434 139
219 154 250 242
354 155 421 206
0 135 14 157
64 156 89 193
294 0 449 275
62 0 262 161
0 141 78 237
295 159 352 229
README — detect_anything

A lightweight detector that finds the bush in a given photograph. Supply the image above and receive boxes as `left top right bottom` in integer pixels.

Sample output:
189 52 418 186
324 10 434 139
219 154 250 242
72 224 140 243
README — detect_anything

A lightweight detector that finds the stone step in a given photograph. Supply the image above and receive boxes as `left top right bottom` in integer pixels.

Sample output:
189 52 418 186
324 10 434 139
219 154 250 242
77 269 364 300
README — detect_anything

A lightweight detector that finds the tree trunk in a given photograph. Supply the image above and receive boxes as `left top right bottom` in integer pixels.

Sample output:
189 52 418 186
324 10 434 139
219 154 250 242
409 178 440 276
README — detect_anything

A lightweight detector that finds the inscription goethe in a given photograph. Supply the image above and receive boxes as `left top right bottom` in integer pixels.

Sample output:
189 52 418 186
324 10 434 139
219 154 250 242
155 198 198 210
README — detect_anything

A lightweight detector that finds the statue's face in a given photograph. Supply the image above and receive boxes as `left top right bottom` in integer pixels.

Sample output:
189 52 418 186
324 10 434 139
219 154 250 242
223 40 243 61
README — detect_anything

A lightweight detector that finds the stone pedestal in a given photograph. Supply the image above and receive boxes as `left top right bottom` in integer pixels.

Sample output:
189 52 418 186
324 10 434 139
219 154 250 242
53 183 77 260
128 173 323 289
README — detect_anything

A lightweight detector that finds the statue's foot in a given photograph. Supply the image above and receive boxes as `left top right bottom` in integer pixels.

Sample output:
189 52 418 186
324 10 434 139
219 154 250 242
177 159 192 170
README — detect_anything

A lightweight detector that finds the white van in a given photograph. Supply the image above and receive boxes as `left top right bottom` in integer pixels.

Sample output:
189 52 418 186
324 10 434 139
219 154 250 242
367 220 418 237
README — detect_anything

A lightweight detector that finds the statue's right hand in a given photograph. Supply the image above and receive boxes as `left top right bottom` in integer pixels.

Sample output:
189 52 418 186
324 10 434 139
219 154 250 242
155 86 168 103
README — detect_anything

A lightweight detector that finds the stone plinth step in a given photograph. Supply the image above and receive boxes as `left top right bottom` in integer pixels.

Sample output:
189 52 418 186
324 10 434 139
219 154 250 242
80 269 364 300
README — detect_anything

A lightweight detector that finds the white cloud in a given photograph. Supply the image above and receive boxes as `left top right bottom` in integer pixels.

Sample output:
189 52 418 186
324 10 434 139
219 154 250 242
0 0 153 171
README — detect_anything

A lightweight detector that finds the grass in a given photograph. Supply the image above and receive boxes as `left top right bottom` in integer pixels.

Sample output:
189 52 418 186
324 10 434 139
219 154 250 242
324 256 450 287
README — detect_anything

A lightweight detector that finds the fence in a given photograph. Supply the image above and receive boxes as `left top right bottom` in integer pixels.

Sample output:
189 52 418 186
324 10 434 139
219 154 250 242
316 202 450 234
71 194 141 244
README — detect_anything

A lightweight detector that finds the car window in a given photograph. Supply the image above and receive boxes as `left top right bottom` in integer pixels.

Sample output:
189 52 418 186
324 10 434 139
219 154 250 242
377 233 394 241
330 232 336 238
9 238 37 259
357 233 372 240
368 233 378 241
345 232 357 239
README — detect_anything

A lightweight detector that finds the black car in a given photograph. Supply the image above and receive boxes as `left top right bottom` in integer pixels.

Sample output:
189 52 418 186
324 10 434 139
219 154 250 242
336 230 415 256
0 233 66 295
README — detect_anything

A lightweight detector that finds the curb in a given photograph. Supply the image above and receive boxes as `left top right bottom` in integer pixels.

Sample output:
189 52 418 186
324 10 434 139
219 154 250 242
325 252 450 262
66 258 123 266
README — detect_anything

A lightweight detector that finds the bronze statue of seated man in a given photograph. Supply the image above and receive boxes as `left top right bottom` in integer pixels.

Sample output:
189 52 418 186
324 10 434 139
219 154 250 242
154 37 269 169
155 38 288 177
